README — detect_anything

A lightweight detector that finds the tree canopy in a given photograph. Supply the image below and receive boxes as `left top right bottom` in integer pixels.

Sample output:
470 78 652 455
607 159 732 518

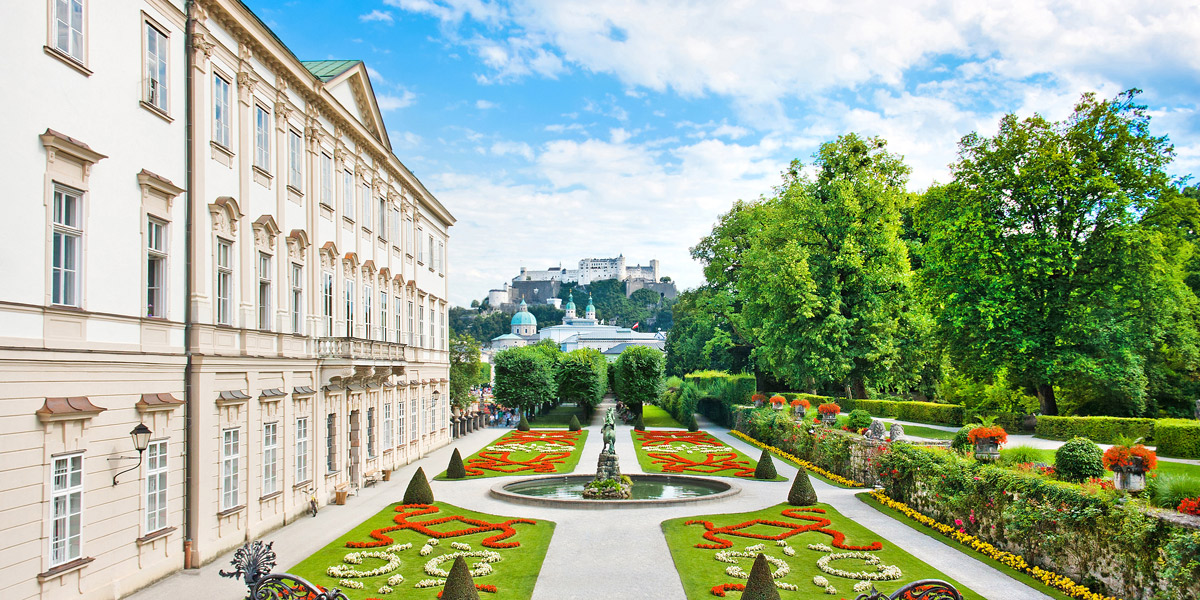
614 345 665 411
492 345 557 414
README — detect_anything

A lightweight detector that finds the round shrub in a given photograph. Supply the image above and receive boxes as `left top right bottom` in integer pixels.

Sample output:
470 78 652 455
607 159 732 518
754 449 778 479
951 425 979 452
1055 437 1105 482
787 468 818 506
568 415 581 431
517 414 530 431
446 448 466 479
402 467 434 504
847 409 872 430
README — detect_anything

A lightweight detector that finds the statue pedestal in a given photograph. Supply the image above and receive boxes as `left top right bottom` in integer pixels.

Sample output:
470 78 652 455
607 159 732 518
583 451 631 499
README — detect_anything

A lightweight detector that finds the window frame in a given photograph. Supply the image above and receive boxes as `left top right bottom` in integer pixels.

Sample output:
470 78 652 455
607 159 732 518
51 185 83 307
320 153 333 207
382 401 392 449
325 414 337 473
295 417 309 483
342 170 355 220
397 400 406 445
221 428 240 511
288 129 303 191
49 452 84 567
363 284 373 340
345 279 355 337
290 262 303 334
379 290 387 341
257 252 272 331
322 271 334 336
254 104 271 171
50 0 86 65
145 439 168 532
146 218 167 318
215 238 232 325
143 19 169 114
378 197 387 238
212 73 231 149
394 295 402 344
366 406 376 458
262 422 278 496
361 183 372 231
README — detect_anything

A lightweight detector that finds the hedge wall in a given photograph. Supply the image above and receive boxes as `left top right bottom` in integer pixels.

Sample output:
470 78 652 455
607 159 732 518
685 371 756 427
1034 415 1157 444
1155 419 1200 459
851 398 964 426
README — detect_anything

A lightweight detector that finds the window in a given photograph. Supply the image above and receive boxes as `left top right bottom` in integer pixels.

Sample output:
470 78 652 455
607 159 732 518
52 186 82 307
440 308 446 350
379 291 387 341
418 303 425 348
342 171 354 220
322 272 333 335
407 300 414 346
288 130 303 190
405 217 414 255
325 414 337 472
50 453 83 567
378 198 387 237
257 253 271 330
394 296 402 344
290 263 303 334
254 105 270 170
437 240 445 274
417 228 424 263
390 207 400 244
363 285 373 340
146 219 166 317
397 401 406 445
382 402 392 449
409 399 417 440
145 440 168 532
366 407 375 457
262 422 278 496
295 417 309 483
53 0 84 62
427 234 434 270
216 239 232 325
345 279 355 337
320 154 333 206
213 74 231 148
221 428 240 510
144 22 168 112
362 184 372 230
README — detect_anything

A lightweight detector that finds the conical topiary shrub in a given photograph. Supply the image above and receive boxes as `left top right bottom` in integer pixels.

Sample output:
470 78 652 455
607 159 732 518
787 467 818 505
446 448 466 479
568 415 581 431
742 553 781 600
517 414 530 431
439 555 480 600
687 416 699 432
402 467 434 504
634 414 645 431
754 449 777 480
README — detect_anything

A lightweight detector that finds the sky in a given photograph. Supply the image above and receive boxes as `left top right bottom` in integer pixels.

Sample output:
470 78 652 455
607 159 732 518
246 0 1200 307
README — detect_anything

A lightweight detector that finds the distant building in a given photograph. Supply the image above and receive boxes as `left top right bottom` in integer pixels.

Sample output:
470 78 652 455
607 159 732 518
493 254 677 308
488 292 664 360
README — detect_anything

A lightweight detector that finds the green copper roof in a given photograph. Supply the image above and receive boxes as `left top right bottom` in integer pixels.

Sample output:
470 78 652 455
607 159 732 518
511 300 536 326
564 292 576 310
301 60 361 82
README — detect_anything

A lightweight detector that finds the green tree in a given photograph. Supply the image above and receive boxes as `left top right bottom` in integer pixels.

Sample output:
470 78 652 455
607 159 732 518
614 345 665 414
492 345 557 415
449 332 484 408
917 90 1196 416
556 348 608 411
664 287 745 376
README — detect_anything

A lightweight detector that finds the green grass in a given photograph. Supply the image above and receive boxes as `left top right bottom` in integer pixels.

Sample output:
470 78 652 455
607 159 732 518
729 431 864 490
662 502 984 600
527 403 590 428
288 501 555 600
996 446 1200 479
434 430 589 480
855 492 1074 600
643 404 685 428
631 430 786 481
881 421 957 441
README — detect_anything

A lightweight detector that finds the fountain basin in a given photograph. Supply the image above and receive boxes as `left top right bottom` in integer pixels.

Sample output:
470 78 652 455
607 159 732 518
490 474 740 509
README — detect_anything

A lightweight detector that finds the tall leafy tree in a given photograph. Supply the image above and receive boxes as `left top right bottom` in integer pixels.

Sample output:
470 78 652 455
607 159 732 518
614 345 665 414
492 346 557 415
918 90 1194 416
448 332 484 407
556 348 608 411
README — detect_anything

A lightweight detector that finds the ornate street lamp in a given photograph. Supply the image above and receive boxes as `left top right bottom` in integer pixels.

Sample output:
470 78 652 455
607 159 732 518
112 423 153 486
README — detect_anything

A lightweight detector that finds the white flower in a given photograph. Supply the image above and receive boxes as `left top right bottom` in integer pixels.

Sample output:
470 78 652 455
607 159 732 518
710 549 789 579
813 575 829 587
414 579 445 588
855 581 874 593
423 550 503 578
450 541 472 551
776 540 788 547
387 574 404 586
807 543 834 552
338 579 364 589
825 584 838 594
420 544 433 556
427 538 439 546
815 552 902 581
783 547 796 556
726 566 745 577
745 543 765 552
377 585 393 594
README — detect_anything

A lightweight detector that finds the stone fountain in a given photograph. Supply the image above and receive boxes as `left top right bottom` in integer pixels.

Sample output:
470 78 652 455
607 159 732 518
582 408 632 499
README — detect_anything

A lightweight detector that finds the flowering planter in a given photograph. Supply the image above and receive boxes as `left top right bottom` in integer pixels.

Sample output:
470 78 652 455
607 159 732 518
771 403 785 411
793 406 805 417
820 413 837 426
973 438 1000 462
1113 456 1146 492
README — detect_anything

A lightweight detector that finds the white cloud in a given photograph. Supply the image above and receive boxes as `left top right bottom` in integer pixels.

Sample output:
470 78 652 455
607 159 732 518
376 89 417 111
490 141 534 160
475 99 497 109
383 0 505 25
358 9 394 23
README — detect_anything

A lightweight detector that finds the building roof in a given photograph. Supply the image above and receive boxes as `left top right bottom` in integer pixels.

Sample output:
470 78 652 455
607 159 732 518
603 342 666 355
301 60 362 81
511 300 537 326
564 292 576 311
493 333 523 341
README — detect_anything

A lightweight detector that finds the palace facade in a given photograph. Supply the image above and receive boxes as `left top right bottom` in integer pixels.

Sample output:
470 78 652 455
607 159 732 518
0 1 454 598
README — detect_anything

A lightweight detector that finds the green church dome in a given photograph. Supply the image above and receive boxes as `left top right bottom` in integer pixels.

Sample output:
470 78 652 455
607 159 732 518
511 300 537 326
564 292 576 311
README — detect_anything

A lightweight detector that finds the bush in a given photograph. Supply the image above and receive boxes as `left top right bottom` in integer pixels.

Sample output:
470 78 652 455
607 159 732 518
568 415 581 431
1035 416 1156 444
1054 437 1105 482
754 449 777 479
847 409 872 430
446 449 466 479
1147 474 1200 510
687 371 756 427
742 553 782 600
517 414 530 431
951 425 979 452
788 468 818 505
999 445 1043 467
854 398 964 426
441 555 480 600
403 467 434 504
1155 419 1200 458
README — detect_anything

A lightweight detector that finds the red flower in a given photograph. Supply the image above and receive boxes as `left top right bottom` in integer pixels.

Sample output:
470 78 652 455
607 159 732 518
1179 497 1200 516
817 402 841 415
1102 444 1157 471
967 426 1007 445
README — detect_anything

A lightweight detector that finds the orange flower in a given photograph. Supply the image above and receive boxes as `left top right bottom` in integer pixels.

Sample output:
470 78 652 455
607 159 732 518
1102 444 1157 471
967 426 1007 445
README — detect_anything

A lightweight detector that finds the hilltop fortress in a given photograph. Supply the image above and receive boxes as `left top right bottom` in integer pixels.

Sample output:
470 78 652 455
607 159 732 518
488 254 677 309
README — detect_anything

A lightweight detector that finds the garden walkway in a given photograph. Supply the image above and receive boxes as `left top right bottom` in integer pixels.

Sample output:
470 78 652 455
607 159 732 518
137 401 1055 600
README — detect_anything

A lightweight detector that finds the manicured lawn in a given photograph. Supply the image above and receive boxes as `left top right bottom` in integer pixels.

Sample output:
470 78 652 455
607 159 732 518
855 492 1073 600
643 404 685 428
881 421 957 441
434 430 589 480
999 445 1200 479
527 403 590 428
662 503 983 600
288 501 555 600
631 430 786 481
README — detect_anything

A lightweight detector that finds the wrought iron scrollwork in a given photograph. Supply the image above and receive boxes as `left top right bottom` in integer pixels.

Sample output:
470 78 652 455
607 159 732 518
853 579 964 600
220 541 349 600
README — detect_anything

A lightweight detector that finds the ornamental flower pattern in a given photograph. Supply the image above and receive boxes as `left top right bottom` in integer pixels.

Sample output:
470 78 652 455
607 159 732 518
646 451 757 478
463 450 574 476
634 430 723 447
345 504 536 550
685 507 884 551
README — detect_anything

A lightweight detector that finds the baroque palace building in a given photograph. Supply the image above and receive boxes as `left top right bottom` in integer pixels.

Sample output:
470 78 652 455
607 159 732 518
0 1 454 598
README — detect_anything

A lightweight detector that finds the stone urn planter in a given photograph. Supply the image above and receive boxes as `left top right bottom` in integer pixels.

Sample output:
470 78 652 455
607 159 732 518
973 438 1001 462
1112 457 1147 492
1104 444 1155 493
819 412 837 426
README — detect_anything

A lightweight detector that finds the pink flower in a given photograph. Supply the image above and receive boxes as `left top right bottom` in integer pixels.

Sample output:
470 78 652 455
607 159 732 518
954 519 963 527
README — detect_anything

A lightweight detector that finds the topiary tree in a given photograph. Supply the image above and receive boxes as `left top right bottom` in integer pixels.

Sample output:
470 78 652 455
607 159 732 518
742 553 782 600
614 345 665 417
788 467 818 505
634 414 645 431
568 414 581 431
403 467 434 504
951 424 979 452
687 416 700 432
847 409 872 430
517 414 530 431
1055 437 1105 482
556 348 608 413
493 345 557 419
754 449 778 479
446 449 466 479
440 555 480 600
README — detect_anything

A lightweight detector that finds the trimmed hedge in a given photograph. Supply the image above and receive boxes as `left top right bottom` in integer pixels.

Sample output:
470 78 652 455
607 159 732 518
1155 419 1200 458
1034 415 1156 444
854 398 964 426
686 371 756 427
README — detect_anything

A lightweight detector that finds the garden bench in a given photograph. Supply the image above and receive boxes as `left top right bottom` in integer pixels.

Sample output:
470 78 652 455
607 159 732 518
363 469 380 487
333 482 351 505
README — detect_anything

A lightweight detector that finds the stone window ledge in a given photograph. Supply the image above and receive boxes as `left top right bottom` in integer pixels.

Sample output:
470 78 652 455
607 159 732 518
136 526 176 545
38 557 94 582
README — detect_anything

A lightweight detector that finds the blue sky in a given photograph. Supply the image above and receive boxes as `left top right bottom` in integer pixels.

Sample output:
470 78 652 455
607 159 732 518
246 0 1200 306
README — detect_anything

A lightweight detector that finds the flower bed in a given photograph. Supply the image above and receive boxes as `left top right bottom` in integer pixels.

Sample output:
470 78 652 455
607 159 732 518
436 430 589 480
662 503 983 600
288 502 555 600
730 429 865 488
631 430 785 480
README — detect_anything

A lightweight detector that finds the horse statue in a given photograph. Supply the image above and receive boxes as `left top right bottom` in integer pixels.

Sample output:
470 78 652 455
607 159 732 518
602 408 617 454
